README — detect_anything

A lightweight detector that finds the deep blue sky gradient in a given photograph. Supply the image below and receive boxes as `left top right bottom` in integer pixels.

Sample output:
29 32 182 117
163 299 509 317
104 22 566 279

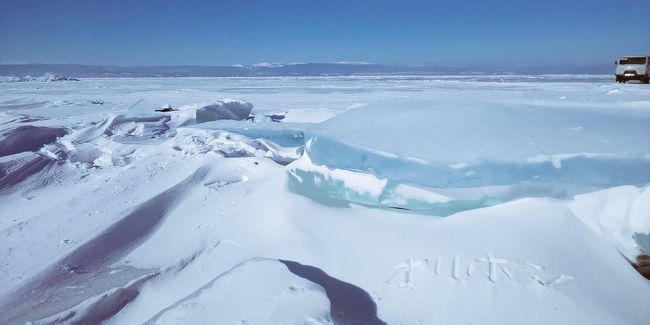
1 0 648 66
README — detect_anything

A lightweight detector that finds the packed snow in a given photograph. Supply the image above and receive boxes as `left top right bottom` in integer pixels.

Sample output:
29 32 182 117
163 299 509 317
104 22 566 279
0 76 648 324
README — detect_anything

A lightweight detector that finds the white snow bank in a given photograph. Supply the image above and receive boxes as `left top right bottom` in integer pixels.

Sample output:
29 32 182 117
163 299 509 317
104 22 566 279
145 259 332 325
120 170 650 325
63 116 301 169
28 270 157 325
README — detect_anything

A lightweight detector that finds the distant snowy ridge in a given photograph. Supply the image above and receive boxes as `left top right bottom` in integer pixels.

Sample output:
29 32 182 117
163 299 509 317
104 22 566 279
0 72 79 82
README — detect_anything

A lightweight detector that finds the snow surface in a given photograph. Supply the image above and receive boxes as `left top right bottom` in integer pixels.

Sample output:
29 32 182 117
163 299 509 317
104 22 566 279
0 76 649 324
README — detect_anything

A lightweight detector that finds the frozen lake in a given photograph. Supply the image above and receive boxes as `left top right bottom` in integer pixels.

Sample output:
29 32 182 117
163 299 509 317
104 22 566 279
0 76 649 324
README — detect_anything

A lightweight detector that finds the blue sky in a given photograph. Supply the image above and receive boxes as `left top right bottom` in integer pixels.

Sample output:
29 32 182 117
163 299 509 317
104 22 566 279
1 0 648 66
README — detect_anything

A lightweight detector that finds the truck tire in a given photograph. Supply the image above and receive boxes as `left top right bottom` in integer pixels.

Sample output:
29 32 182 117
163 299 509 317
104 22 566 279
643 77 650 84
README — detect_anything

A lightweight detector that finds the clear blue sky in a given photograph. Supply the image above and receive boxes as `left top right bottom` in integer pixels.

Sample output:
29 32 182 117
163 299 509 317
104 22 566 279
1 0 648 66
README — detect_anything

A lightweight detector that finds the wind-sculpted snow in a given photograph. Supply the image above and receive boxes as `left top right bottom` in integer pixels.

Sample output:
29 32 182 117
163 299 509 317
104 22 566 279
0 154 54 192
28 270 158 325
0 165 209 324
0 125 67 157
103 114 172 142
144 258 333 325
141 257 384 325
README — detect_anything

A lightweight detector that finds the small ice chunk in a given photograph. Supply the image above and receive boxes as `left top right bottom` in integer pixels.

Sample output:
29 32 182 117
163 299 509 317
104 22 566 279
196 99 254 123
265 111 287 122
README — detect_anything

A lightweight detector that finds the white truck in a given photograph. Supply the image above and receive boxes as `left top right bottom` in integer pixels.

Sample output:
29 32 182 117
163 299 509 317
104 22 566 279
615 56 650 83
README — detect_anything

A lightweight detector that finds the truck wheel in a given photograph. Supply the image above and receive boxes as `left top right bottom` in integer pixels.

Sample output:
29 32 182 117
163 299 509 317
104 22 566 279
643 77 650 84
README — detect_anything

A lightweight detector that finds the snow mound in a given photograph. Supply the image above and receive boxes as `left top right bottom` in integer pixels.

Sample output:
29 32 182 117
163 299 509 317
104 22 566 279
196 99 253 123
145 258 332 325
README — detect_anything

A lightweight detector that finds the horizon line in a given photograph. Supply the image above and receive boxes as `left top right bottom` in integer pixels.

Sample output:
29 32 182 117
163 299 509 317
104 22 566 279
0 62 617 68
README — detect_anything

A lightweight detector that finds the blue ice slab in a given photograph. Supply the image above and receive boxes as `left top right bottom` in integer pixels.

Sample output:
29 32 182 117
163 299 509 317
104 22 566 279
196 100 253 123
305 99 650 189
189 120 309 147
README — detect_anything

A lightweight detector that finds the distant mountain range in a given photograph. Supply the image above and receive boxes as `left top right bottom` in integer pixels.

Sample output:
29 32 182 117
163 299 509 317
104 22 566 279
0 63 613 78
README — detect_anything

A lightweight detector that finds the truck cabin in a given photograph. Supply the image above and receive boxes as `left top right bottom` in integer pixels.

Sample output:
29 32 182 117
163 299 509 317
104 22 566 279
615 56 650 83
618 56 648 65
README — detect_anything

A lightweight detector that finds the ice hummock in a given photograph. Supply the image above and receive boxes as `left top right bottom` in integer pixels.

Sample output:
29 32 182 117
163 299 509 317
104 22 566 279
285 99 650 213
196 99 254 123
308 99 649 179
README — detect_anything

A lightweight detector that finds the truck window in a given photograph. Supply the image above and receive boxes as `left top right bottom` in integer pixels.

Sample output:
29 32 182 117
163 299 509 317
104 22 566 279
619 57 647 65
